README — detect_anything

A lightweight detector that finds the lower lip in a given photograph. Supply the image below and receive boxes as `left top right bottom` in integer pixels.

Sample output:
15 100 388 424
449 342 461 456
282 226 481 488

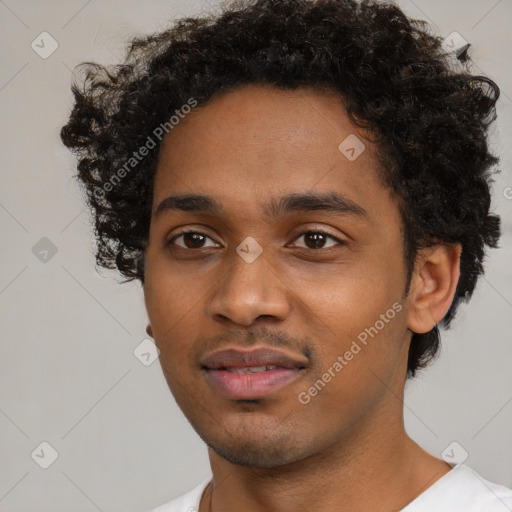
204 368 303 399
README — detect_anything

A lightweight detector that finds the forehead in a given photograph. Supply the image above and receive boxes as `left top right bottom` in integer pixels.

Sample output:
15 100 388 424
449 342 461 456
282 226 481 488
152 84 396 225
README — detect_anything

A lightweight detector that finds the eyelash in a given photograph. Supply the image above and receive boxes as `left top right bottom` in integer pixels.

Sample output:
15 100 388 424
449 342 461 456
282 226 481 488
167 230 345 251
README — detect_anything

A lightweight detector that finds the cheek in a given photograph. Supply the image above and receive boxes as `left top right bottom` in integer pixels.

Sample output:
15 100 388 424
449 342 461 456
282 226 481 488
143 258 204 364
295 260 408 389
299 258 403 336
144 271 204 401
144 250 202 320
297 295 407 432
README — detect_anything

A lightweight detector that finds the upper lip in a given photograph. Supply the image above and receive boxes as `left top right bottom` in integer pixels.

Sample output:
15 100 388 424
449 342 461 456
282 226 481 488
200 346 309 370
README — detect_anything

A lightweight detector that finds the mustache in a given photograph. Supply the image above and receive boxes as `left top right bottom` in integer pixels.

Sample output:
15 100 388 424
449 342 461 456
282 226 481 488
192 325 315 364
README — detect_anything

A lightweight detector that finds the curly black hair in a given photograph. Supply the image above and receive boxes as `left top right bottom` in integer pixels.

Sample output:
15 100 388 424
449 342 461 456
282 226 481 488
60 0 501 378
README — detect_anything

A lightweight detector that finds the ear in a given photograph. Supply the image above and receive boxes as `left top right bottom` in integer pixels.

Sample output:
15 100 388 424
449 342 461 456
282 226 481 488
406 243 461 334
146 324 154 338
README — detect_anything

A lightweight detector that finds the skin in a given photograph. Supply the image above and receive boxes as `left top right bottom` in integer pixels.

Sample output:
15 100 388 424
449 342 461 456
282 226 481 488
143 84 461 512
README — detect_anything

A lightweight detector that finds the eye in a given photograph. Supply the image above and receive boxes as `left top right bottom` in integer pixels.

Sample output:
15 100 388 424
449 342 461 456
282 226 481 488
167 231 221 249
290 230 344 250
167 229 344 251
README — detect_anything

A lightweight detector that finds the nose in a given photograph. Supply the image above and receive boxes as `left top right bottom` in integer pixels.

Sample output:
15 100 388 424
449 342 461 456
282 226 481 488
208 248 291 327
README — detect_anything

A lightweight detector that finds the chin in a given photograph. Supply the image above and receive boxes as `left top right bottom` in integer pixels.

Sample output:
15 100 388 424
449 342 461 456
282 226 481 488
206 437 303 467
193 418 318 468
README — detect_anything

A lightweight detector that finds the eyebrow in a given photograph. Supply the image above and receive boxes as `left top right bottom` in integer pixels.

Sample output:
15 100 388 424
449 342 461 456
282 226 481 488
154 191 367 220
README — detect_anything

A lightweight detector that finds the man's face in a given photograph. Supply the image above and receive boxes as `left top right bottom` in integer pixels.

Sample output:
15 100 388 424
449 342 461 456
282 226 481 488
144 84 413 467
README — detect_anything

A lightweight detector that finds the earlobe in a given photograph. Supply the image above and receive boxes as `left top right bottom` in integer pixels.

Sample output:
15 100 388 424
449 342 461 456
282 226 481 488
406 243 461 334
146 324 154 338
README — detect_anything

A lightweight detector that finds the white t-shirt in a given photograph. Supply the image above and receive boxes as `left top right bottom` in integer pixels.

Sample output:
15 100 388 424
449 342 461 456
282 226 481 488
147 464 512 512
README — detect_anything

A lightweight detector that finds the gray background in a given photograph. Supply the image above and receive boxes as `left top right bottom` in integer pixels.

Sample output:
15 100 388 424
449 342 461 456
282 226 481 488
0 0 511 510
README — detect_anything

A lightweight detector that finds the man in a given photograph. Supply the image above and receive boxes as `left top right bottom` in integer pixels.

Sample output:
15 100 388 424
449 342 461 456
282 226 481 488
61 0 511 510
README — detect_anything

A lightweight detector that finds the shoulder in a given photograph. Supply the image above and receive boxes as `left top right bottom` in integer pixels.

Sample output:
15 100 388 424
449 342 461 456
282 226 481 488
145 478 211 512
402 464 512 511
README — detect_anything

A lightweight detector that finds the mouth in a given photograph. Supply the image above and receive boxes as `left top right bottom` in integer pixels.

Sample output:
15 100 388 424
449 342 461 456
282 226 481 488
200 347 308 400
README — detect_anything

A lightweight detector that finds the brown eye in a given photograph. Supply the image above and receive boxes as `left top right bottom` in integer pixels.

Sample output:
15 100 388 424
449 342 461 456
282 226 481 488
168 232 219 249
291 231 343 249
